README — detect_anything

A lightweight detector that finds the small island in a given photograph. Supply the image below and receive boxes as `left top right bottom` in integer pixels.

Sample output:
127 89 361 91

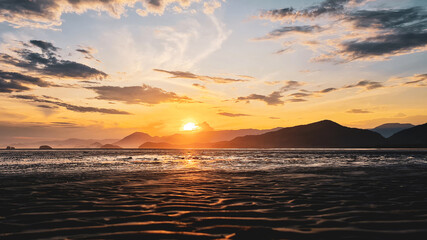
6 146 16 150
39 145 53 150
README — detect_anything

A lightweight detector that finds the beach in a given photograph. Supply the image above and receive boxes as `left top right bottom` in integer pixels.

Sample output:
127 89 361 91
1 149 427 239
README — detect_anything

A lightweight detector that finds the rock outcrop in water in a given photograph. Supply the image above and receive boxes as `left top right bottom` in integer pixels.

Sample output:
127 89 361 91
387 123 427 147
212 120 386 148
39 145 52 149
6 146 15 150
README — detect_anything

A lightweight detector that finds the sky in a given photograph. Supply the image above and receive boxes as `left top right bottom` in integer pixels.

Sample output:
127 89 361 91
0 0 426 143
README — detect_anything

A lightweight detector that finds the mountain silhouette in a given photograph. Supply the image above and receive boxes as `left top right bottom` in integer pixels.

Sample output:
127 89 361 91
100 144 122 149
115 128 282 148
113 132 157 148
139 142 175 148
212 120 386 148
387 123 427 147
371 123 415 138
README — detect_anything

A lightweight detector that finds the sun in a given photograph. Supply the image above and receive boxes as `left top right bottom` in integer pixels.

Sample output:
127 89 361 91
183 122 199 131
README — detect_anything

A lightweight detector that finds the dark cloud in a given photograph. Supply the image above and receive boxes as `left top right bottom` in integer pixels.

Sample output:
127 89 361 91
346 7 426 30
280 80 304 92
236 91 284 105
258 0 359 21
89 84 193 104
0 70 51 93
218 112 251 117
257 25 323 40
30 40 58 52
76 47 100 62
288 92 312 98
0 40 107 79
287 98 307 102
12 95 130 115
344 80 383 90
256 1 427 61
319 87 337 93
0 0 200 28
37 104 58 109
347 108 371 113
342 32 427 60
154 69 249 84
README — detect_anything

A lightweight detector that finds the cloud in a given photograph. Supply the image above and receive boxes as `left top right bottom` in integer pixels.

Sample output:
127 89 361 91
154 69 249 84
12 95 130 115
344 80 383 90
403 73 427 86
235 80 303 105
347 108 371 113
280 80 304 92
30 40 59 52
255 1 427 62
88 84 193 104
236 91 284 105
0 0 208 28
0 40 107 79
192 83 206 89
256 25 323 40
218 112 251 117
0 70 51 93
76 47 100 62
257 0 359 22
203 0 222 15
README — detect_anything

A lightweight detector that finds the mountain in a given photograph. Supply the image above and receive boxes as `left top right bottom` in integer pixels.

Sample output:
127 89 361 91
113 132 157 148
100 144 122 149
139 142 175 149
158 128 283 146
387 123 427 147
10 138 118 148
115 128 282 148
371 123 415 138
212 120 386 148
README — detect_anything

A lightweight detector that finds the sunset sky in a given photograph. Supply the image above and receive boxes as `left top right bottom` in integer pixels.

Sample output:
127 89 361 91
0 0 426 143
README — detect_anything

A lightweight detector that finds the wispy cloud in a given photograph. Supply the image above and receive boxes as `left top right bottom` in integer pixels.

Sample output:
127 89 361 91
12 95 130 115
88 84 193 104
347 108 371 113
218 112 251 117
154 69 250 84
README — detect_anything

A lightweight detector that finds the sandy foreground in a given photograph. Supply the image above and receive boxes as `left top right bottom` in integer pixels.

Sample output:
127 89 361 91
1 149 427 239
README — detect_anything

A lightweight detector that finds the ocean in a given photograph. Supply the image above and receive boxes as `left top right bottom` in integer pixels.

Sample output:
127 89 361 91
1 149 426 239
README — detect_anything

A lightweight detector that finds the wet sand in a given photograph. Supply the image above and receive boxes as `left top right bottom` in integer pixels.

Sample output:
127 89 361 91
1 150 427 239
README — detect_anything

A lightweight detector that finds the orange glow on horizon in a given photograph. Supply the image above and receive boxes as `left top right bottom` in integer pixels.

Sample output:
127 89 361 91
182 122 199 131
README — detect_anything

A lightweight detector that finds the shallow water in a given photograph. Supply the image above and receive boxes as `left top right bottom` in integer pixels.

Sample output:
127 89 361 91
1 149 427 239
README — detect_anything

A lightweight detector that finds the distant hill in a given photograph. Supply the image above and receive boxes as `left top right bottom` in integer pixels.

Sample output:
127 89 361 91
113 132 158 148
139 142 175 149
100 144 122 149
371 123 415 138
10 138 118 148
387 123 427 147
212 120 386 148
115 128 282 148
